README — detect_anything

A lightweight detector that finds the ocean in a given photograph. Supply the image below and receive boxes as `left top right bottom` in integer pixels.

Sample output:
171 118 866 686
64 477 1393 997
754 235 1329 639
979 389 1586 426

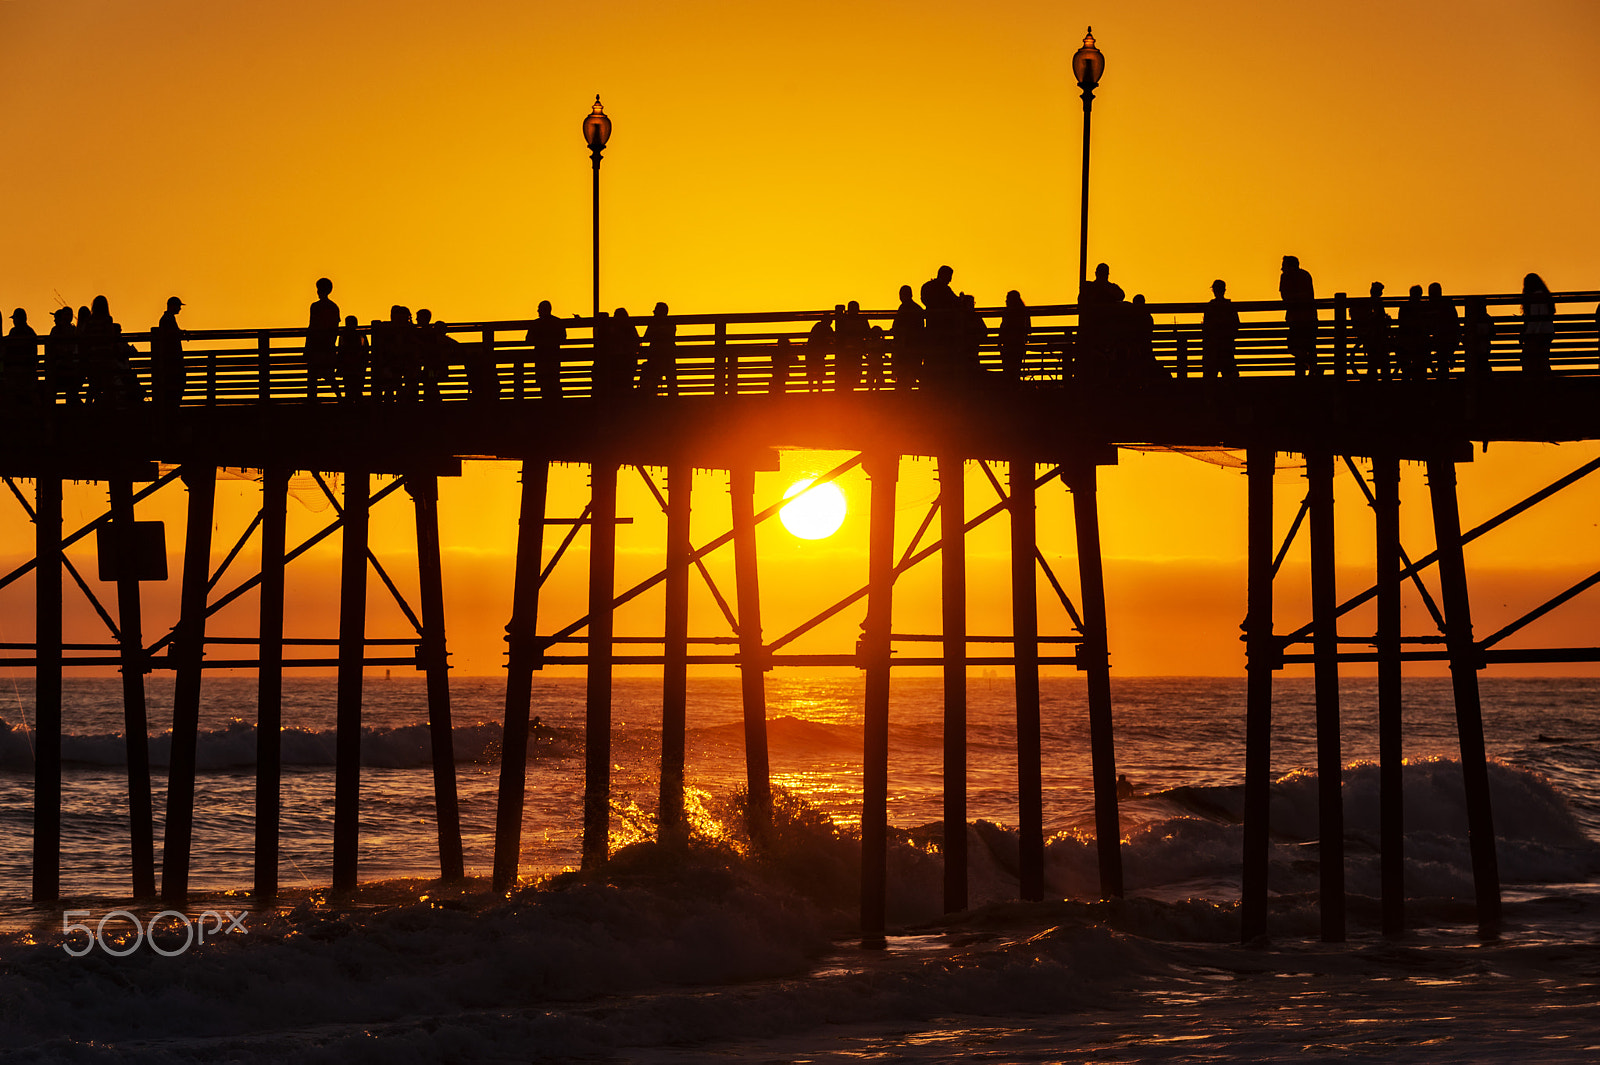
1 674 1598 1061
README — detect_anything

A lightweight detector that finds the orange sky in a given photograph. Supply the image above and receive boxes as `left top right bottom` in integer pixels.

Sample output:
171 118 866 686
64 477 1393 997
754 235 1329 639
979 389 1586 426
1 1 1598 679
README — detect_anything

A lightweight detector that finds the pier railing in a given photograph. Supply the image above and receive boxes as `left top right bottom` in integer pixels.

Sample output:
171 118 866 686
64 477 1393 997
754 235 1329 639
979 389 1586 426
60 290 1600 406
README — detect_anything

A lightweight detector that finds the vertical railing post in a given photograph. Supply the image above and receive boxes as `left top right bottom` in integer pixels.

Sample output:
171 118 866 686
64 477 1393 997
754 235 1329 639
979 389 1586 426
939 455 967 913
110 477 155 899
1011 457 1044 902
714 321 730 396
482 328 497 402
1175 335 1189 379
411 472 464 880
254 467 287 902
1427 457 1502 933
659 462 691 844
860 452 898 946
332 470 369 892
33 471 62 905
1374 456 1405 937
492 460 549 892
1333 293 1349 380
1068 460 1124 898
731 466 771 841
258 333 271 401
162 465 216 906
1241 446 1275 942
582 459 619 868
1309 450 1345 941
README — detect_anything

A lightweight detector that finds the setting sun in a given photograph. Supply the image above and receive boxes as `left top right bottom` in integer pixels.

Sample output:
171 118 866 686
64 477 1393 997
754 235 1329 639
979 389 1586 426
779 477 848 539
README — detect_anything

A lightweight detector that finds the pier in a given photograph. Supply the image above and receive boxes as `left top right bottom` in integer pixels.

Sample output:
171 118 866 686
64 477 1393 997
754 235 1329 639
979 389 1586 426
7 286 1600 947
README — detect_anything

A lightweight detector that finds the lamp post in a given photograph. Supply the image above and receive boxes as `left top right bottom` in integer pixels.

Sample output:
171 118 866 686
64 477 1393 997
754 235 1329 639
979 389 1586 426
583 95 613 323
1071 28 1104 298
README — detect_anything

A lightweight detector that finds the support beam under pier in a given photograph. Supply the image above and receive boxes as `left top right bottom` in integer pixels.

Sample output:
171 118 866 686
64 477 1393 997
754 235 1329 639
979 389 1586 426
940 456 967 913
1011 458 1044 902
582 460 618 869
163 465 216 906
1067 461 1124 899
1426 457 1502 933
1309 451 1345 942
332 470 369 892
1241 447 1275 943
493 460 549 892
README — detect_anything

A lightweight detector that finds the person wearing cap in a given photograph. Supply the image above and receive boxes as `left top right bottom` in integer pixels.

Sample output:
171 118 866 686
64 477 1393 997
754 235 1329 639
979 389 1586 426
4 308 40 405
151 296 186 408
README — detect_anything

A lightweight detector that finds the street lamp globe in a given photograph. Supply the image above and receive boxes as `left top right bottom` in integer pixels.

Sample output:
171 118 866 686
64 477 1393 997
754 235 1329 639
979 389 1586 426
583 95 612 150
1072 28 1104 89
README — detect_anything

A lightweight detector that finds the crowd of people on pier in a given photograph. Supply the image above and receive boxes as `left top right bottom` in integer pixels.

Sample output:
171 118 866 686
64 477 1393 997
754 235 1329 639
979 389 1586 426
1 268 1588 406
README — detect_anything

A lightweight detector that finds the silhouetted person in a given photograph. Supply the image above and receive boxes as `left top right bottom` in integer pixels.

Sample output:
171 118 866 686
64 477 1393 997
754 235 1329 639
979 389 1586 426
920 268 959 386
337 315 368 401
919 265 957 318
150 296 185 408
596 308 638 399
999 290 1030 382
890 285 924 390
83 295 137 406
955 293 986 382
1280 255 1317 376
307 278 340 401
1426 282 1459 379
1128 294 1163 381
638 302 677 396
1353 281 1392 379
45 307 79 405
4 309 39 405
1077 262 1125 382
1520 272 1555 374
1396 285 1428 380
865 325 888 389
1202 280 1240 379
371 306 414 402
769 336 795 395
415 309 452 401
835 301 870 391
1462 297 1496 377
526 300 566 400
805 312 833 392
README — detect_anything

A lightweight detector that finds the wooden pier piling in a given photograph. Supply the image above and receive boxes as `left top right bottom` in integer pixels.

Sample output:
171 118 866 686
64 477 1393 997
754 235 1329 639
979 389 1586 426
253 467 287 901
658 462 691 845
582 460 618 869
939 455 968 913
1241 446 1275 942
332 470 369 892
1010 458 1044 902
492 460 548 892
109 478 156 899
162 464 216 905
1069 461 1124 899
1373 456 1405 937
860 452 898 944
33 472 62 906
731 466 771 842
411 472 464 881
1309 451 1345 941
1427 458 1502 932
